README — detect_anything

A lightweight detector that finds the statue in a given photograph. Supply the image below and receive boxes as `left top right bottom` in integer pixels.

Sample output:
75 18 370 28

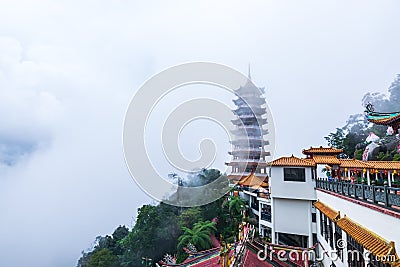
218 241 232 267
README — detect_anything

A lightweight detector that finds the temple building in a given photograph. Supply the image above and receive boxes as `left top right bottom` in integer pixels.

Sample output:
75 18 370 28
161 78 400 267
241 146 400 266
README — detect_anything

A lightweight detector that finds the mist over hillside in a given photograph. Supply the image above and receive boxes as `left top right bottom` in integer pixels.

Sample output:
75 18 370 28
325 74 400 160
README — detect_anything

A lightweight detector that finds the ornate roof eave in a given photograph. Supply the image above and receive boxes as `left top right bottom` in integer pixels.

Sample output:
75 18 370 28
337 216 400 264
314 200 340 222
270 155 316 167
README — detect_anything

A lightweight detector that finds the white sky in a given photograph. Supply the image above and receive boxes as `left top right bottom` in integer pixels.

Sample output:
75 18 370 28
0 1 400 266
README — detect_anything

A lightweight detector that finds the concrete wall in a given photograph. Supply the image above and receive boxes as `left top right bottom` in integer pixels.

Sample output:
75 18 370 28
273 198 314 247
317 190 400 254
270 166 316 200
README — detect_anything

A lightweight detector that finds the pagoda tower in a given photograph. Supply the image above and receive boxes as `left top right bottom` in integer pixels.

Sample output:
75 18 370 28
226 69 270 182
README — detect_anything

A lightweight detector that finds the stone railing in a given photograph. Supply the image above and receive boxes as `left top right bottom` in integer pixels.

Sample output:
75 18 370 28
316 178 400 211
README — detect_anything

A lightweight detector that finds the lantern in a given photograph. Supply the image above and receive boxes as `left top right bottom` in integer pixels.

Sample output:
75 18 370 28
394 170 397 174
384 170 388 175
345 168 348 172
375 169 379 173
363 168 366 173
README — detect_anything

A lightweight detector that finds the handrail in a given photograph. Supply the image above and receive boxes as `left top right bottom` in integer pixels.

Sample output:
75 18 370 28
316 178 400 212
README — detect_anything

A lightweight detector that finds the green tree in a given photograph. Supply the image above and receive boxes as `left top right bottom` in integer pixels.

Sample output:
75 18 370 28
177 220 216 251
178 207 202 229
87 249 118 267
393 154 400 161
112 226 129 241
354 149 364 160
120 203 180 266
377 152 391 161
226 196 245 217
325 128 345 150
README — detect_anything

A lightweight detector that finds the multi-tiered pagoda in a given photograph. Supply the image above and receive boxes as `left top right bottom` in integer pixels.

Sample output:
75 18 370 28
226 71 270 183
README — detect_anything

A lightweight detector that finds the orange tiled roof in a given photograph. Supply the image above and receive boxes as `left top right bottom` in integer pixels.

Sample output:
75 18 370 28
337 216 400 265
312 155 341 165
235 173 268 188
367 161 400 170
302 146 343 155
270 155 316 167
314 201 340 221
339 159 375 168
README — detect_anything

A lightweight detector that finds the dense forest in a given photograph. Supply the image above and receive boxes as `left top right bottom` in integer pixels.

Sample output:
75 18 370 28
77 169 251 267
78 74 400 267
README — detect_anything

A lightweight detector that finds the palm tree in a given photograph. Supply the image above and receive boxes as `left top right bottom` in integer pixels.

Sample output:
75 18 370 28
177 220 217 251
225 196 245 217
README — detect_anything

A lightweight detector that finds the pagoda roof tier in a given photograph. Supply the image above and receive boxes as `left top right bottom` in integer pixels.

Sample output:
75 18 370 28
231 128 269 136
230 139 269 145
233 106 266 114
233 97 265 106
232 114 265 121
235 85 265 94
225 161 270 167
229 150 271 156
235 124 268 130
233 111 266 118
231 118 267 125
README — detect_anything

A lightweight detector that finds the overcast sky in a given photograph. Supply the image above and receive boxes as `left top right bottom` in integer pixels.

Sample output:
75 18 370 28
1 1 400 266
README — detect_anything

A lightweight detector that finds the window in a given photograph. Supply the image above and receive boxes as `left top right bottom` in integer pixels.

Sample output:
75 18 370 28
284 168 306 182
312 213 316 223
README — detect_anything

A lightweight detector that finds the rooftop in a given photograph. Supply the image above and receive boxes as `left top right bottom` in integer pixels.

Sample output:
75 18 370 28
302 146 343 155
312 155 341 165
314 201 340 221
235 172 268 188
314 200 400 265
270 155 316 167
337 216 399 264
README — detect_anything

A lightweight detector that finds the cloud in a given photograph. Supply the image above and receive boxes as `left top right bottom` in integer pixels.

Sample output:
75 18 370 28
0 0 400 266
0 36 62 166
0 35 151 267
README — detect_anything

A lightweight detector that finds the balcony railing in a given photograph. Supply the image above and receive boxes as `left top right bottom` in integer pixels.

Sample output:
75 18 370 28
316 178 400 212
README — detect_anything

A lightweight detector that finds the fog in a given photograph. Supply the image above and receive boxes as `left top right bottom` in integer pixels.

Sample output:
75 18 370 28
0 1 399 266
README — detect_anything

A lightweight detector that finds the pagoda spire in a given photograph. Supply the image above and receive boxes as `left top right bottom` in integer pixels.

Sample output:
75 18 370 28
248 63 252 81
